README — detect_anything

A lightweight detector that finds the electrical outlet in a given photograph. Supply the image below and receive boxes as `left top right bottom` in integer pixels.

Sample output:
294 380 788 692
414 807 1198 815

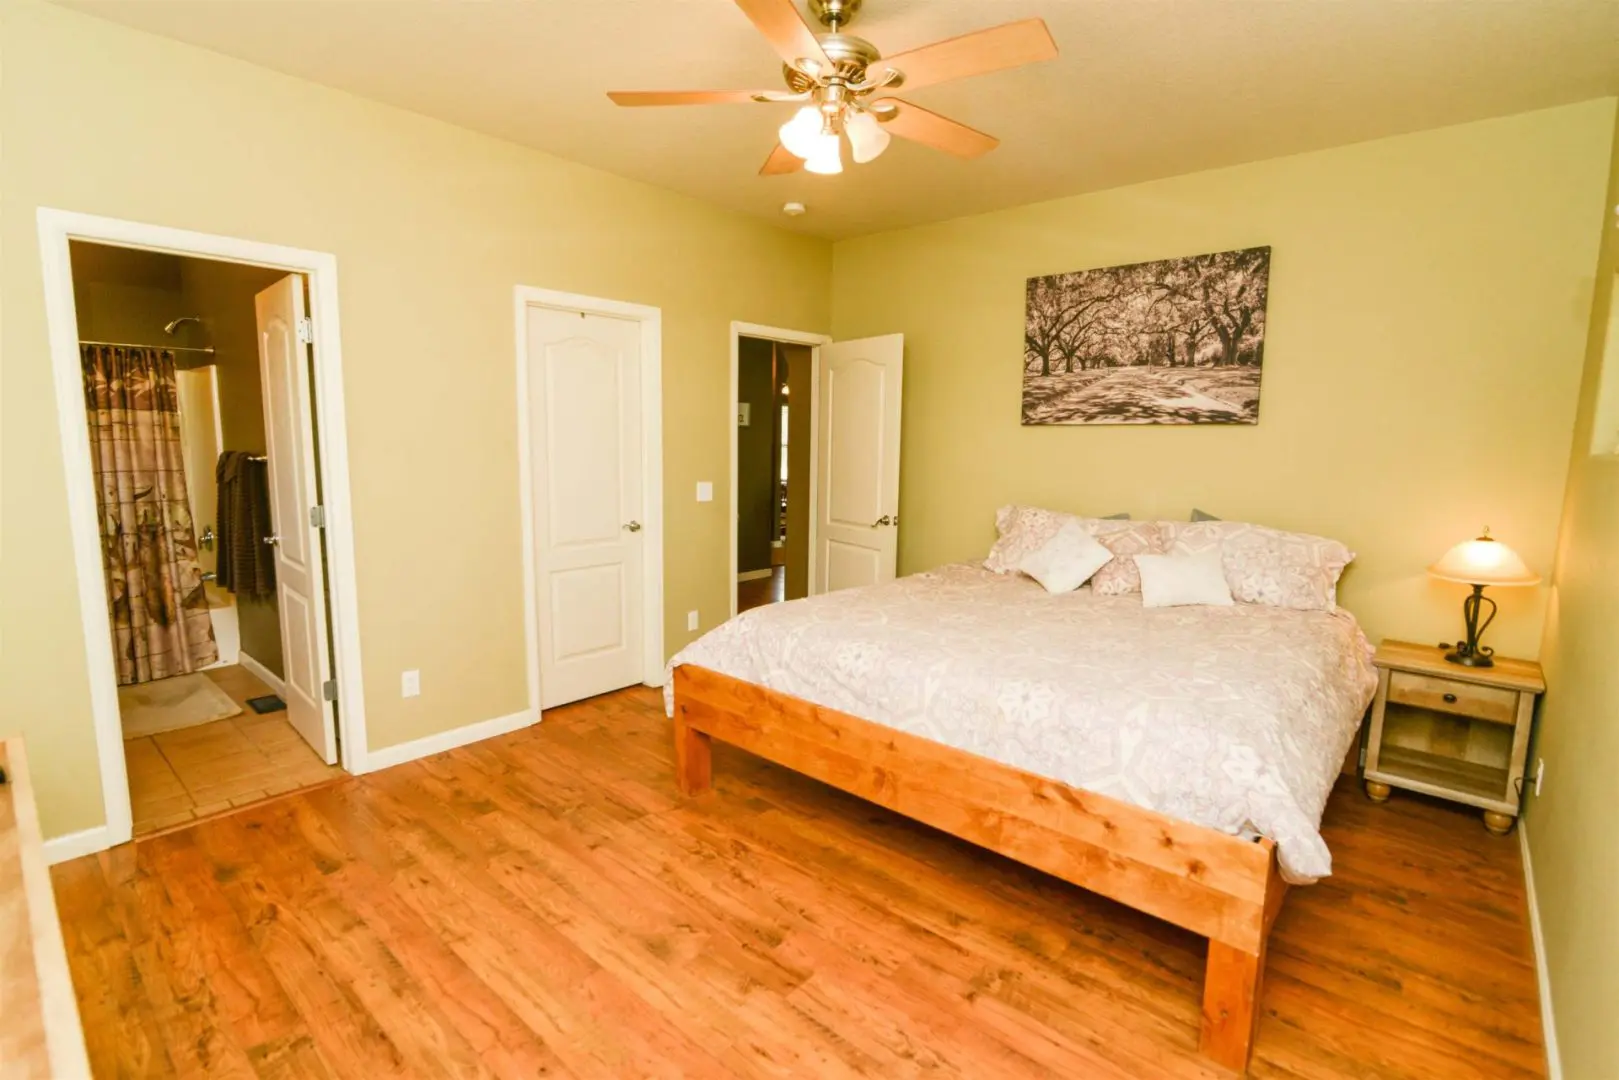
1534 758 1545 796
696 481 713 502
687 610 699 632
401 669 420 698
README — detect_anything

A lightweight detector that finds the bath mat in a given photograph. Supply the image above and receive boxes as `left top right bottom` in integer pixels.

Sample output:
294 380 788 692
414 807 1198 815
247 695 287 714
119 673 243 739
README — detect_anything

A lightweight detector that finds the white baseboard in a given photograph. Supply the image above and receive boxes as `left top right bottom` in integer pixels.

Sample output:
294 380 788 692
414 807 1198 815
358 708 537 773
237 651 287 698
42 825 114 866
1519 822 1562 1080
736 568 774 582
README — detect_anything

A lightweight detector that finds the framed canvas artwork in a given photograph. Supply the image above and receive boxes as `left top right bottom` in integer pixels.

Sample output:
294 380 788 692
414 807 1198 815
1023 246 1271 425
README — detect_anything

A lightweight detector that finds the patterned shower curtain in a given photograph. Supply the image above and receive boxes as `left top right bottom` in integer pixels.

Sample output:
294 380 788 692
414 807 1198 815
82 345 218 685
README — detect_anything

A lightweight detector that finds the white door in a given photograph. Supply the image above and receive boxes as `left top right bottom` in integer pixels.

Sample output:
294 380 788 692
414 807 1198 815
813 334 904 594
255 276 337 763
527 306 645 708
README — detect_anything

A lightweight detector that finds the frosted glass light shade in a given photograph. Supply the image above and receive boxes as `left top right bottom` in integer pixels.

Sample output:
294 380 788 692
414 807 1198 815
845 111 891 164
1428 532 1540 587
803 133 843 175
778 107 823 159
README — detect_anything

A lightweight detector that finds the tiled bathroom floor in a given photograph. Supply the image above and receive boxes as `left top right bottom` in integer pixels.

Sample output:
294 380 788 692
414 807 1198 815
124 665 343 836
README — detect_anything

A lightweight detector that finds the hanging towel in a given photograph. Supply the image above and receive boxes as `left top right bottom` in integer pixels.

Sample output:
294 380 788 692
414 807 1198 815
216 451 276 599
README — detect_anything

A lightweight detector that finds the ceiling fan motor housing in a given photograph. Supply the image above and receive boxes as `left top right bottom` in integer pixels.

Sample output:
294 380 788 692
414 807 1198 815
809 0 862 31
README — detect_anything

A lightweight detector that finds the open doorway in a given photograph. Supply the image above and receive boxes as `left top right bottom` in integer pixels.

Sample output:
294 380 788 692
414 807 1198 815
733 327 821 615
731 323 906 617
67 239 343 837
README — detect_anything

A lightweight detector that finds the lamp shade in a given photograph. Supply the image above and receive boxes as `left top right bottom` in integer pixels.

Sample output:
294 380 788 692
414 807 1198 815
1428 531 1540 587
778 107 823 159
802 133 843 175
845 111 891 164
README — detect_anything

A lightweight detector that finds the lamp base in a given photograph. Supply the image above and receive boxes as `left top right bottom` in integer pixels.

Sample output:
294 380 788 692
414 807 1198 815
1444 649 1495 668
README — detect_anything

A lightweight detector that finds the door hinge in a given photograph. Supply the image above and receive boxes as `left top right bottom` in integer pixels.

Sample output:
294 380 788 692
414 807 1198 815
309 504 327 529
296 316 314 345
322 678 338 702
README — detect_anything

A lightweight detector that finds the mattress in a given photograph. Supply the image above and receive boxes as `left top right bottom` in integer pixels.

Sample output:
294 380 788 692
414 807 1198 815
667 563 1377 883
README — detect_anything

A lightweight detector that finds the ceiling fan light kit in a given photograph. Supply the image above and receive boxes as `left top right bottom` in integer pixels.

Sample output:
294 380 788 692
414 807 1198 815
607 0 1057 179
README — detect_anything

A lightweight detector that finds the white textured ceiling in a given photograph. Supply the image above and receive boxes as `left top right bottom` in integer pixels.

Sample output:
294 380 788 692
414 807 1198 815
56 0 1619 239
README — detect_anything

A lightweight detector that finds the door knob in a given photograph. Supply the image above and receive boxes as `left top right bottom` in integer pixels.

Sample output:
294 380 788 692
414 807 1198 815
263 535 280 546
870 515 892 528
623 521 643 533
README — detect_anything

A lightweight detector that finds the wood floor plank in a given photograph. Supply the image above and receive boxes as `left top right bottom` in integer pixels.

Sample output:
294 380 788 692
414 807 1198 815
55 686 1545 1079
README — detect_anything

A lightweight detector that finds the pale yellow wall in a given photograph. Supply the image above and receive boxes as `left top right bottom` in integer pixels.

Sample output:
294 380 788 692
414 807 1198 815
832 100 1615 658
0 0 830 839
1528 104 1619 1080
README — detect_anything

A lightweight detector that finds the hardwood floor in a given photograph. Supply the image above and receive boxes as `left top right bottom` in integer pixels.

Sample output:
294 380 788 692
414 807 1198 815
125 666 344 836
54 686 1545 1079
736 567 785 613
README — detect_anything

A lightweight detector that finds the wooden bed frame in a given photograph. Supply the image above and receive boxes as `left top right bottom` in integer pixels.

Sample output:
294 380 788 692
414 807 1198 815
671 664 1287 1074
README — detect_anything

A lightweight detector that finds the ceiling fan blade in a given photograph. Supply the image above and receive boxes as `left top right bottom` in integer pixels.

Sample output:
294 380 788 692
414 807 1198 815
734 0 832 73
878 100 999 158
873 18 1057 91
760 143 805 176
608 89 778 106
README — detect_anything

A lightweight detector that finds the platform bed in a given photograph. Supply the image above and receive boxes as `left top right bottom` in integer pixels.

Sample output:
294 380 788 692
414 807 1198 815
671 663 1287 1074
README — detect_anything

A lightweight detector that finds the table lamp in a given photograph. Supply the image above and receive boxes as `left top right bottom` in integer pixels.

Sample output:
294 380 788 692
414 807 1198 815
1427 528 1540 668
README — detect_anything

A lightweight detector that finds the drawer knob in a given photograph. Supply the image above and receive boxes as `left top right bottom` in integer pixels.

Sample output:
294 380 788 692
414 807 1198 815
1442 693 1458 704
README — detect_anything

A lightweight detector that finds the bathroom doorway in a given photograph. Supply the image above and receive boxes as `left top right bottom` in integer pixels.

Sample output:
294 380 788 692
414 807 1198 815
730 323 825 616
67 239 343 837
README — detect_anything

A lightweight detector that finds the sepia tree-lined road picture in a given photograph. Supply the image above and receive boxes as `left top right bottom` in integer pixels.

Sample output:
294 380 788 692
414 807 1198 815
1023 246 1271 425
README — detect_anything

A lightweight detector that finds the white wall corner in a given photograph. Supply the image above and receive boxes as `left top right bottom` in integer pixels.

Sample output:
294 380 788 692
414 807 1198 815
1519 822 1563 1080
356 707 538 774
42 825 114 866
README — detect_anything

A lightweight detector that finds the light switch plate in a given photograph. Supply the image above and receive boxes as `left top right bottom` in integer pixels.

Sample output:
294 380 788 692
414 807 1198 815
401 669 420 698
696 481 713 502
737 402 751 427
687 610 699 631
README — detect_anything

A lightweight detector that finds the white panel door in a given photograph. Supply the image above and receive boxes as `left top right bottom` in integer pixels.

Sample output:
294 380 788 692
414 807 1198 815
527 306 645 708
813 334 903 594
255 276 337 764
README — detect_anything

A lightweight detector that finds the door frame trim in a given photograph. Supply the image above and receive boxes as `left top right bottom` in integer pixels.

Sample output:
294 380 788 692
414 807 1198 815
515 286 665 700
729 323 830 617
36 207 368 850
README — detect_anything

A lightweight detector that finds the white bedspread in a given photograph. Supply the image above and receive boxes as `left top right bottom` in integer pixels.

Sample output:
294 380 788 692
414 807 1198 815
667 564 1377 883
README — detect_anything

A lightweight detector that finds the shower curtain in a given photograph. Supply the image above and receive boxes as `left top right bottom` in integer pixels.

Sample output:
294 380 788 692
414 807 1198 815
82 345 218 685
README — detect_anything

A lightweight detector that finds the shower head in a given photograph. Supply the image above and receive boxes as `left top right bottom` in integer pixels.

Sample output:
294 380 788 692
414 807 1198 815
163 316 201 335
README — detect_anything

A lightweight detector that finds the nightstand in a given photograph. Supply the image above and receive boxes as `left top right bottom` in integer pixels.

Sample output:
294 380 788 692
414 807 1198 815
1364 640 1544 835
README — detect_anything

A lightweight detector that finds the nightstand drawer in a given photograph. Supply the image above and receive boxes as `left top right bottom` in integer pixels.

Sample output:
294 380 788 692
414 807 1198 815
1387 671 1516 724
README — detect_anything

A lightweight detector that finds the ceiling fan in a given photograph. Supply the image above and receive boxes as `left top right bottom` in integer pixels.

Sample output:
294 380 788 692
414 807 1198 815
607 0 1058 176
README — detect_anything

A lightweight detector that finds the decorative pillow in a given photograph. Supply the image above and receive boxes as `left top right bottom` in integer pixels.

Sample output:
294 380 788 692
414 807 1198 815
1134 550 1235 608
1089 519 1166 595
1016 520 1114 594
985 506 1164 594
1190 508 1221 522
985 505 1065 574
1163 520 1354 611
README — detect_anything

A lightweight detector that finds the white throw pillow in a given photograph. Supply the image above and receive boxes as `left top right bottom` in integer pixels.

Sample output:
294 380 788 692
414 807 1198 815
1134 549 1235 608
1161 520 1354 611
1017 520 1114 595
